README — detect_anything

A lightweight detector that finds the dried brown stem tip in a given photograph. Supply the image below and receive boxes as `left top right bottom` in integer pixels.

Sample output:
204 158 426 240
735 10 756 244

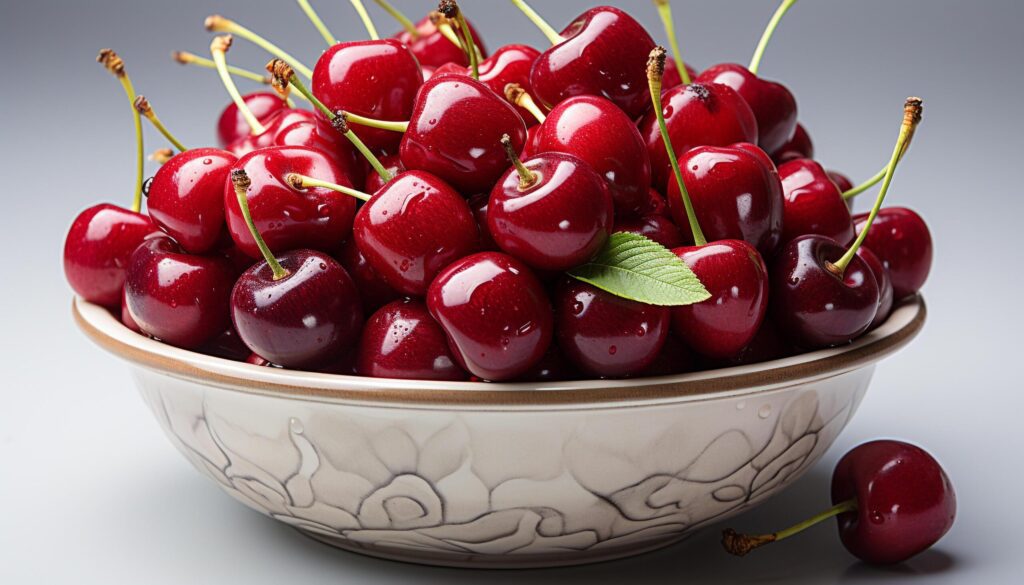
266 59 294 96
205 14 230 32
133 95 153 117
647 46 667 82
211 35 233 53
96 48 125 77
904 96 923 127
438 0 458 18
149 148 174 164
331 112 350 134
230 168 251 191
504 82 527 105
721 529 776 557
284 173 305 190
428 10 448 26
171 51 190 64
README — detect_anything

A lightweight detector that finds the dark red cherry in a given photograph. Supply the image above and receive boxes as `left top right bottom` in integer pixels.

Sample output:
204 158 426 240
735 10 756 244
640 333 695 377
640 82 758 192
394 14 487 69
515 344 579 382
312 39 423 153
854 207 932 299
200 326 252 362
661 56 699 92
666 142 783 257
832 440 956 564
530 7 656 119
356 299 467 381
555 279 669 378
614 213 683 249
488 152 613 271
435 44 542 125
225 146 357 258
354 171 479 296
364 154 406 193
770 122 814 164
124 235 235 349
216 92 288 147
226 108 318 157
468 192 499 250
273 117 364 186
532 95 651 215
778 158 855 246
771 235 879 348
64 204 160 308
400 74 528 194
695 63 798 155
701 316 795 369
827 170 854 193
671 240 769 359
231 249 362 368
427 252 553 381
147 148 237 254
120 285 141 333
335 238 402 311
856 246 894 330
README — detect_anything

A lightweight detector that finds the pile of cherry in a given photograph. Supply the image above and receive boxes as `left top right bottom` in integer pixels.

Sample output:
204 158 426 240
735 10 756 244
63 0 951 563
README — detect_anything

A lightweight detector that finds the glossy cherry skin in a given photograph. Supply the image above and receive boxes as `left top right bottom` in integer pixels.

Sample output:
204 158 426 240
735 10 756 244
64 204 160 307
394 14 487 69
356 299 467 381
147 148 237 254
700 316 796 369
696 64 798 155
226 108 317 157
555 280 669 378
364 154 406 193
488 152 613 271
671 240 769 359
312 39 423 153
778 158 855 246
854 207 932 299
355 171 479 296
468 192 499 251
857 246 894 330
515 344 579 382
427 252 553 381
216 92 288 147
771 235 880 348
640 83 759 192
832 440 956 565
231 249 362 368
532 95 651 215
435 44 542 126
124 235 235 349
273 118 364 186
200 326 252 362
827 170 854 194
335 238 402 312
771 122 813 164
120 285 141 332
666 142 783 257
400 74 527 194
614 213 683 249
530 7 656 120
225 146 358 259
661 57 699 92
639 333 695 377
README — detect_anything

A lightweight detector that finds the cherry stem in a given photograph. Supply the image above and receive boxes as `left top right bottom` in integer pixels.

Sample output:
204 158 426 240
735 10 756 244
211 36 267 136
647 47 707 246
373 0 419 38
348 0 380 40
510 0 565 46
343 111 410 133
749 0 798 75
722 499 858 557
843 124 921 200
440 1 478 79
173 51 302 106
149 148 174 165
231 169 289 281
653 0 691 85
500 133 537 190
297 0 337 45
504 83 546 123
134 96 188 152
830 97 923 275
285 173 371 202
430 12 482 63
97 49 144 213
205 15 313 78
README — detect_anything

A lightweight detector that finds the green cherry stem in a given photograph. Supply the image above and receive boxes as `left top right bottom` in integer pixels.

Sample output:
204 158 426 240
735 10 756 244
510 0 565 46
648 47 706 246
504 83 546 123
373 0 419 38
749 0 798 75
439 1 478 79
652 0 690 85
211 36 267 135
342 111 410 133
172 51 303 106
348 0 380 40
134 96 188 152
296 0 337 45
843 121 922 200
231 169 289 281
97 49 144 213
285 173 372 202
205 14 313 78
500 133 538 190
829 97 923 276
722 499 858 557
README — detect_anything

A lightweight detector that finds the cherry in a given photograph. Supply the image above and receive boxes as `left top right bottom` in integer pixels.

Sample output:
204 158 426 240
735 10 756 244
216 92 288 147
530 95 652 216
828 169 854 193
778 158 855 246
661 56 698 92
226 108 318 157
120 286 141 333
487 136 613 271
356 299 467 380
513 1 656 119
200 325 252 362
770 121 813 164
515 344 579 382
555 279 669 378
856 246 895 329
614 213 683 249
124 235 235 349
468 192 499 251
854 207 932 299
700 316 795 369
427 252 553 381
335 238 402 311
435 44 542 125
723 440 955 565
640 333 695 377
272 117 364 185
364 153 405 193
696 64 797 155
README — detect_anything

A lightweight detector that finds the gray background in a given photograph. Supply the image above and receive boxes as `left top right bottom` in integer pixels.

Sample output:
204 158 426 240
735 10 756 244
2 0 1022 583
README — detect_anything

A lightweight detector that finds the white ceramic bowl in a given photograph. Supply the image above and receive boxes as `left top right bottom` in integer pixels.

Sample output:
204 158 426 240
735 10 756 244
73 295 925 569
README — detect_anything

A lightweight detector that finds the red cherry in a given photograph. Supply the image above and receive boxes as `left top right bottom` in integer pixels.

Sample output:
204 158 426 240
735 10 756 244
614 213 684 249
231 249 363 368
200 326 252 362
661 56 699 93
671 240 769 359
124 235 235 349
226 108 318 157
120 285 141 333
696 63 798 155
856 246 895 329
64 204 160 308
515 344 579 382
335 239 402 312
827 169 854 193
364 154 406 193
468 192 499 251
555 279 669 378
272 117 364 186
427 252 553 381
356 299 467 380
224 146 358 258
639 333 695 377
778 158 855 246
854 207 932 299
147 148 237 254
700 317 795 369
394 14 487 69
770 121 814 164
216 92 287 147
435 44 542 125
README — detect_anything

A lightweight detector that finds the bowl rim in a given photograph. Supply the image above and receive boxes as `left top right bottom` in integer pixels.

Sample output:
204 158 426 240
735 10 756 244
73 295 925 409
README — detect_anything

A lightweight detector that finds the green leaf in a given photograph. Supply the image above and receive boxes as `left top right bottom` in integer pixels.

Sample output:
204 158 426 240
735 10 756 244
567 232 710 306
